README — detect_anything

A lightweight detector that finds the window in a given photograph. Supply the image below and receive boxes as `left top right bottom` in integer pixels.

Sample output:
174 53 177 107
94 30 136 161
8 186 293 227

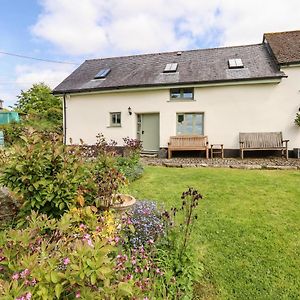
176 113 204 135
94 68 111 79
164 63 178 73
110 112 121 127
228 58 244 69
170 88 194 100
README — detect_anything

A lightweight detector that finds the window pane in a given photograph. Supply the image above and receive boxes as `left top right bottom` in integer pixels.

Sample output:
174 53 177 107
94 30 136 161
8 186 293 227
176 113 203 135
116 113 121 124
171 89 181 98
111 112 121 126
182 88 193 99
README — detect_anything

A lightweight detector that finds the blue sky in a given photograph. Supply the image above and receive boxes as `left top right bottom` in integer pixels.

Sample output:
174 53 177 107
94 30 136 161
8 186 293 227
1 0 299 107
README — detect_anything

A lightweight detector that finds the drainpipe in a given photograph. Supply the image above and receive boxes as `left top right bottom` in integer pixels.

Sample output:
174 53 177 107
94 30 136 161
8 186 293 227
63 93 67 145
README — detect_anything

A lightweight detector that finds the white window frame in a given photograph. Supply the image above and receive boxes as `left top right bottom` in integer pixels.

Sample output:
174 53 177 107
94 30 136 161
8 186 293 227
176 112 204 135
110 112 121 127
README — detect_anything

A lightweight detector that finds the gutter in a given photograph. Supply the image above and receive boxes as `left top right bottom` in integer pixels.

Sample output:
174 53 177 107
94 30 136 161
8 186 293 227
52 76 286 96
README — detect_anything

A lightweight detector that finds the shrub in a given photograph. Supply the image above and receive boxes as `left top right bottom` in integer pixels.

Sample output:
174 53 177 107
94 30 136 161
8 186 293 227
0 208 137 299
0 130 86 218
295 112 300 126
91 154 127 208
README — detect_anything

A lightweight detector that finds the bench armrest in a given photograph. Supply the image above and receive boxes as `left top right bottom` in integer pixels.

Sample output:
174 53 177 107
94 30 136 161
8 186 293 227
282 139 289 143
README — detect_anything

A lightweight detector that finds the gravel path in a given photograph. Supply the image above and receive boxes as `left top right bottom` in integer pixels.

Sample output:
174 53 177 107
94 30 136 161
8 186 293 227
142 157 300 170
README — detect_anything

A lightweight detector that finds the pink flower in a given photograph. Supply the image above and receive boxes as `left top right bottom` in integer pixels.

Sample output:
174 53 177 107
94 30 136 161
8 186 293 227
79 224 86 230
31 278 37 286
114 236 120 243
12 273 19 280
20 269 30 278
63 257 70 265
25 292 32 300
75 291 81 298
148 239 154 244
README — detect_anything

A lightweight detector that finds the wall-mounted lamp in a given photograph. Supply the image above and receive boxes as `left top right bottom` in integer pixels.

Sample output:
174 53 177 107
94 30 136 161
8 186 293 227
128 107 132 115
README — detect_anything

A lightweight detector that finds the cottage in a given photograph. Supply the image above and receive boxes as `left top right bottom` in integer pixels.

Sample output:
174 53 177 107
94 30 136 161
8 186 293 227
53 30 300 157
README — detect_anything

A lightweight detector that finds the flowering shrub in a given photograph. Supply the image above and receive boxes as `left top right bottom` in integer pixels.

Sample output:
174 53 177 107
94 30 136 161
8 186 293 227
152 187 203 299
0 207 137 299
125 201 165 248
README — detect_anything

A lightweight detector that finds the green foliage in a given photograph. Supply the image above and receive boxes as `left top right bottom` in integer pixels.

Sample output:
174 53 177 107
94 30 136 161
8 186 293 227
15 83 62 123
0 208 137 299
92 154 127 208
295 112 300 126
0 130 86 218
150 188 203 299
116 156 144 182
2 83 63 145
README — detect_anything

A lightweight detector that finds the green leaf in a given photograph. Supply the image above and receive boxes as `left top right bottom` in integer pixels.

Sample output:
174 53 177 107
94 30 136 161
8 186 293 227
51 271 60 284
55 283 63 298
117 282 133 296
91 273 97 285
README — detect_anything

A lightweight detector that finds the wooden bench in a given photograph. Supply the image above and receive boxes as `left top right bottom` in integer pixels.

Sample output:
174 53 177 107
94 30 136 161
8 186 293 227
239 132 289 159
168 135 209 159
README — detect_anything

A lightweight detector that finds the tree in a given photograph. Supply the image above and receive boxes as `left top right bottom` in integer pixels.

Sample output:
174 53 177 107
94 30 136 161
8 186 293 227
14 83 63 132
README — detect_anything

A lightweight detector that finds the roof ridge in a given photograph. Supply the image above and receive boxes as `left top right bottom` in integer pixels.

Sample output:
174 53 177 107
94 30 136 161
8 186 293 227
264 29 300 36
85 43 264 62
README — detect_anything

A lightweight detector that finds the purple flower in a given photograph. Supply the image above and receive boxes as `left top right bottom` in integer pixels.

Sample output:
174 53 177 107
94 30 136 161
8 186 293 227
75 291 81 298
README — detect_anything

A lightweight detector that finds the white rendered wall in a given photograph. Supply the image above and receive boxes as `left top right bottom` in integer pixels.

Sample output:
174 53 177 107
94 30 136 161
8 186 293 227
65 66 300 149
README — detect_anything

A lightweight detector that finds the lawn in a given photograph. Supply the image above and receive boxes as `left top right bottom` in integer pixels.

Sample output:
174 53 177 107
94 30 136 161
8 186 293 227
128 166 300 300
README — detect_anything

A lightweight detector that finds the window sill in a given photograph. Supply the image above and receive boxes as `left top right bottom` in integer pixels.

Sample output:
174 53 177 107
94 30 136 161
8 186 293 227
168 99 195 102
107 125 122 128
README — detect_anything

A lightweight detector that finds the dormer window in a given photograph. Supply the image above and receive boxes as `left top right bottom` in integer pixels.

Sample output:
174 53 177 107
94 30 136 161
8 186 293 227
164 63 178 73
94 68 111 79
228 59 244 69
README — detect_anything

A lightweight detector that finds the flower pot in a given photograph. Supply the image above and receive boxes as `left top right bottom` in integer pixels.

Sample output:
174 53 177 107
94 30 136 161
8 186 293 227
99 194 136 211
111 194 136 211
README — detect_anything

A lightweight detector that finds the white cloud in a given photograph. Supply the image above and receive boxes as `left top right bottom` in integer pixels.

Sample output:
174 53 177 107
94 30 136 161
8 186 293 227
0 64 75 108
15 63 75 90
32 0 300 56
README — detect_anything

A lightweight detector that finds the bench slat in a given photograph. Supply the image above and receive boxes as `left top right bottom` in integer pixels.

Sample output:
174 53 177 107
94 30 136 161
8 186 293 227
239 132 288 159
168 135 209 159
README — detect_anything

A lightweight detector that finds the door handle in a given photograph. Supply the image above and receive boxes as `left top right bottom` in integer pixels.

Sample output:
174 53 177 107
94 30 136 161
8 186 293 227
142 130 144 134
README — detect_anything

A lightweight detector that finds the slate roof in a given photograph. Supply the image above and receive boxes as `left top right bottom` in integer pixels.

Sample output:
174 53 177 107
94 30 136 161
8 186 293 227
53 43 285 94
263 30 300 65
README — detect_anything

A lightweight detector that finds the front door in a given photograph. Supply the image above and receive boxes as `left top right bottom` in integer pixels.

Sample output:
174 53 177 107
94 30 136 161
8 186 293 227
137 114 160 151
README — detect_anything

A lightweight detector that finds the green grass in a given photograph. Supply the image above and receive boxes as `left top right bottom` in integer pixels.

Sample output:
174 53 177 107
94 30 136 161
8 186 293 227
128 167 300 300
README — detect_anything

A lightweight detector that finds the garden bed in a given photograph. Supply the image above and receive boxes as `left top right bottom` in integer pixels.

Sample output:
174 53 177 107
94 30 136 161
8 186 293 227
142 157 300 169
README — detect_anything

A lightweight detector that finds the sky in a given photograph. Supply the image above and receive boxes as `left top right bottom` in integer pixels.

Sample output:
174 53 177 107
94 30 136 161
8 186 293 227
0 0 300 107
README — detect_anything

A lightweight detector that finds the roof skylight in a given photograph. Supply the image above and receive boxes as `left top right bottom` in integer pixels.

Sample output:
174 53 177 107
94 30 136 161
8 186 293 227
94 68 111 79
164 63 178 73
228 59 244 69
